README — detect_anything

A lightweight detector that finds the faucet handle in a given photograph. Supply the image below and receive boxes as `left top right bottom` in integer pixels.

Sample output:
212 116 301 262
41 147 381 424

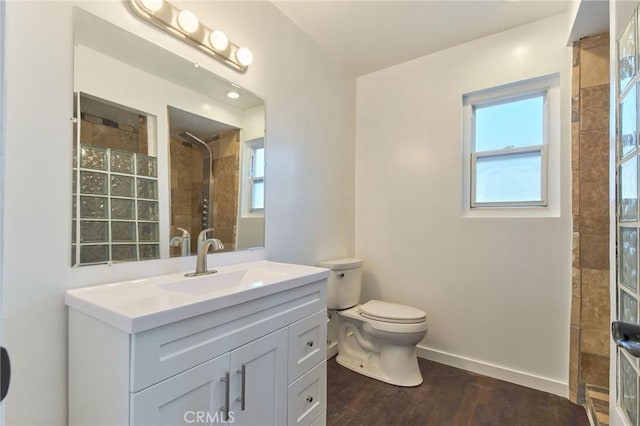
176 227 190 237
198 227 215 241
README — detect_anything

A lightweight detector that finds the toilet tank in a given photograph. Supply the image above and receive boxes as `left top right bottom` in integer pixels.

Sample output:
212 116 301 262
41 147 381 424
319 258 364 310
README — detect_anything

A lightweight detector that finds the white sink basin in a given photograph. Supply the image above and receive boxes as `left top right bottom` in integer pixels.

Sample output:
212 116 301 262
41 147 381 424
65 260 329 333
159 270 247 295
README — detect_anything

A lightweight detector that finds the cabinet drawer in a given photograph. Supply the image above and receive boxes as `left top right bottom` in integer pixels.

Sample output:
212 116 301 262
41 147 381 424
288 309 327 382
132 281 326 392
287 361 326 426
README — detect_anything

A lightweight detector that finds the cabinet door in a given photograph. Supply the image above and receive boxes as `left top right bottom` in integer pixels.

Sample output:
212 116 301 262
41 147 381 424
131 353 230 426
230 328 288 426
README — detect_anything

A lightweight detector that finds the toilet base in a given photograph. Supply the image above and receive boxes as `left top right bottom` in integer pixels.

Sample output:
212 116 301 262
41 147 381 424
336 348 423 387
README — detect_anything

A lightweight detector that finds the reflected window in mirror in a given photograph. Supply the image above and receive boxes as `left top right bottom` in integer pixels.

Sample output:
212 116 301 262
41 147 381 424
247 140 265 212
72 93 159 266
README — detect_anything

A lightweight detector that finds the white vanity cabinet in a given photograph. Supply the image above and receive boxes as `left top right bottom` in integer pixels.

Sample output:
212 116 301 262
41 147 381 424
67 266 328 426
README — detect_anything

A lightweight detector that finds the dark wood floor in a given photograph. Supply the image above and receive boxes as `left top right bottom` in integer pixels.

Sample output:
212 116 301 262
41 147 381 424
327 357 589 426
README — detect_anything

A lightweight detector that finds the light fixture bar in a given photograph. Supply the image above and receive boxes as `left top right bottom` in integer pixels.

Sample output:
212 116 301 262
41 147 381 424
127 0 252 72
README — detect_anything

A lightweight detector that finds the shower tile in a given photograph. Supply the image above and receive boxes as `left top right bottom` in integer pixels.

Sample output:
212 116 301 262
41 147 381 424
80 145 107 171
80 221 108 243
112 244 137 262
80 244 109 264
111 150 134 174
111 221 136 242
621 227 638 292
111 198 135 220
139 244 160 260
80 171 108 195
111 175 135 198
80 196 107 219
620 352 638 425
138 222 159 242
137 178 158 200
137 200 159 221
136 155 157 177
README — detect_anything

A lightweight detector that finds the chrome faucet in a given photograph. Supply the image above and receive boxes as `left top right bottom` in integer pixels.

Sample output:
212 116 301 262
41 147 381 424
197 228 215 253
186 238 225 277
170 227 191 256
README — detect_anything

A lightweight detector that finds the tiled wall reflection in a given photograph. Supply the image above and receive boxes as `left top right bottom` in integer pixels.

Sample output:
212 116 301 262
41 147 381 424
72 144 160 265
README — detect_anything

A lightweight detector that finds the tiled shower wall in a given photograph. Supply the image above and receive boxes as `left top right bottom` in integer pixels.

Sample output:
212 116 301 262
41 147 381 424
210 129 240 252
570 33 611 403
169 129 240 255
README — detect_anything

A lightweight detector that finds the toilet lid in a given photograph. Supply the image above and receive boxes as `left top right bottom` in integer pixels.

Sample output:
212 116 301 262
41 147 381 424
359 300 426 324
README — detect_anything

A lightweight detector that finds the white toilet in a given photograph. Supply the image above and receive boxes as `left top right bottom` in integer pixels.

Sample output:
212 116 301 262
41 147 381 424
320 258 428 387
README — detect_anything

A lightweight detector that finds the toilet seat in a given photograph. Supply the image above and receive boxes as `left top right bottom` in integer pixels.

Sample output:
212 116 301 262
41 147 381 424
359 300 426 324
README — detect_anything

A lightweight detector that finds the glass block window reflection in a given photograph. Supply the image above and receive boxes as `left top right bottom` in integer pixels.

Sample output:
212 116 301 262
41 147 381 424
71 144 160 266
617 8 640 424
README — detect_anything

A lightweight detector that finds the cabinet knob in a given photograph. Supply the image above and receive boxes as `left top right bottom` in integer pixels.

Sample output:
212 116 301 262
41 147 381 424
307 340 314 347
306 396 314 403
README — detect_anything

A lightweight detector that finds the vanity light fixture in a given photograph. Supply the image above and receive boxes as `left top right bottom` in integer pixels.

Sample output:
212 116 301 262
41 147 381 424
225 90 240 99
127 0 253 72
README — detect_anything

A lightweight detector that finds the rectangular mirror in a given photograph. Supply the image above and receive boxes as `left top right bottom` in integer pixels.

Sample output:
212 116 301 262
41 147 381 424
72 8 265 266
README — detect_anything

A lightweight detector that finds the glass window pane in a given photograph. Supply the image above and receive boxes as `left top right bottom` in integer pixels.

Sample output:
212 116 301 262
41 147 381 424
80 145 107 170
112 221 136 242
139 244 160 260
475 96 544 152
80 221 108 243
112 244 138 262
137 178 158 200
622 291 638 324
474 151 542 204
111 198 135 220
253 147 265 178
80 196 107 219
137 200 159 221
619 14 637 93
620 157 638 221
111 175 135 198
621 352 638 425
111 150 134 174
80 171 108 195
138 222 159 242
620 85 637 157
252 181 264 210
80 245 109 264
136 155 157 177
621 227 638 292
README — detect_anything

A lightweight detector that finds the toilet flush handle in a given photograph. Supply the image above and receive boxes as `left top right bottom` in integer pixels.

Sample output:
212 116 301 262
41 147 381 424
337 272 345 278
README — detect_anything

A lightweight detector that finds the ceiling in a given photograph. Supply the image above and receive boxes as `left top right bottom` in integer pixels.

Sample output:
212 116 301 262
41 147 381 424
273 1 572 77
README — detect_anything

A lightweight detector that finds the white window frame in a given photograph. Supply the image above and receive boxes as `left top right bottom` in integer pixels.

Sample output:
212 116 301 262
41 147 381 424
462 74 560 216
241 137 264 217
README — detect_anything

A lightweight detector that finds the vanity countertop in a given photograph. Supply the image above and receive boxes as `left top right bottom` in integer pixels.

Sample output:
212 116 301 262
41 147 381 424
65 260 329 333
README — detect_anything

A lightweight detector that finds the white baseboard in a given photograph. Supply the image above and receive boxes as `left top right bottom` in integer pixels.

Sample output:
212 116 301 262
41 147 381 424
416 345 569 398
327 340 338 359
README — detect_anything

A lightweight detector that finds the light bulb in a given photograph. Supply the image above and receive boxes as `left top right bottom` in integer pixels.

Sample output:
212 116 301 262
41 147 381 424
235 47 253 66
177 10 199 34
139 0 164 12
209 30 229 51
226 91 240 99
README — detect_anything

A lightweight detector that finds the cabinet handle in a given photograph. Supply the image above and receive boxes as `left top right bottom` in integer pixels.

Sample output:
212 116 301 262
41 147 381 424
307 340 314 347
236 364 246 411
220 371 230 421
306 396 314 403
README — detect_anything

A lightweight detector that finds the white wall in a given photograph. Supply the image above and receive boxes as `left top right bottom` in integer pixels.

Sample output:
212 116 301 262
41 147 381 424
356 14 572 396
2 1 355 424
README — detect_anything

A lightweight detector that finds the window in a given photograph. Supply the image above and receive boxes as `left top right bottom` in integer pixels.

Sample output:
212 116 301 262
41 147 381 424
250 144 265 211
241 137 264 215
463 75 558 210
